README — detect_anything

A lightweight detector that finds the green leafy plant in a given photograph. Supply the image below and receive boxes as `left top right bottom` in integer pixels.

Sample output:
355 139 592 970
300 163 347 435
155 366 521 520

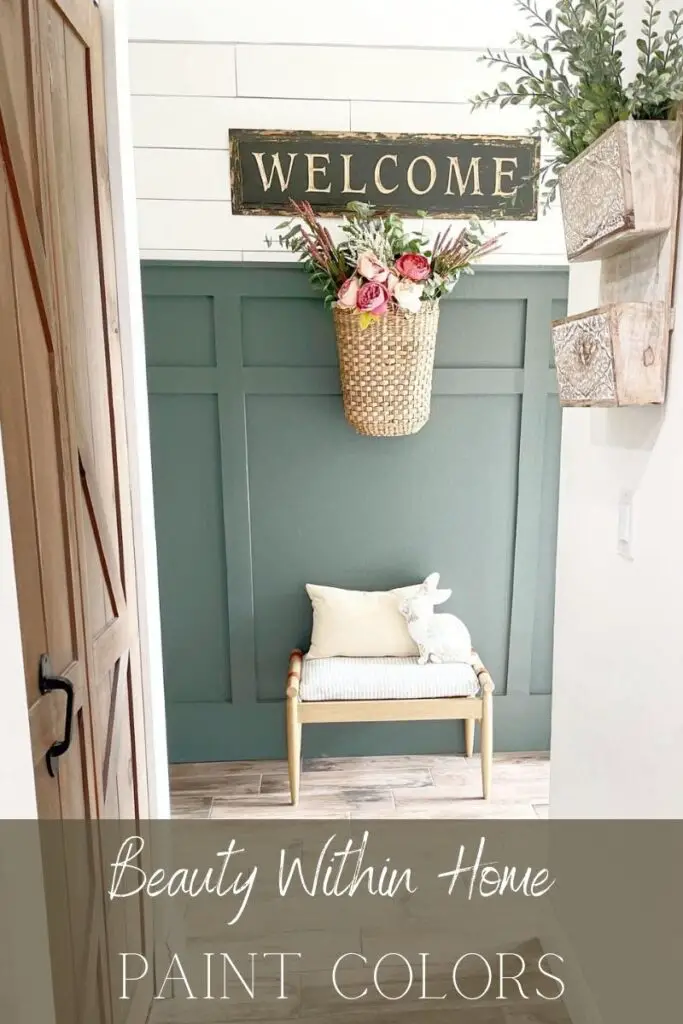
338 202 427 267
472 0 683 204
269 201 501 323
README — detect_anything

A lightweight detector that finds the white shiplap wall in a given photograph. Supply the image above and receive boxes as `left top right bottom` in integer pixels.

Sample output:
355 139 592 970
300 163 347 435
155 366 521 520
129 0 566 264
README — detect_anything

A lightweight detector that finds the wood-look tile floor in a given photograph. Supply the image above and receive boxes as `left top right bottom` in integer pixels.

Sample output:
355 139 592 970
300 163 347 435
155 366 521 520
170 752 550 819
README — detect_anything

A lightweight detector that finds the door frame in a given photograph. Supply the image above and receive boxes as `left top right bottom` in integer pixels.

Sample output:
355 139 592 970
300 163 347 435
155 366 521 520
97 0 170 817
0 0 168 818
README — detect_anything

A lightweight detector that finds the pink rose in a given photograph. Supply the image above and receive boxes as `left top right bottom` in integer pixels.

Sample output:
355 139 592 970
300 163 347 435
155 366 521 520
357 280 390 316
337 277 360 308
395 252 431 282
357 251 389 282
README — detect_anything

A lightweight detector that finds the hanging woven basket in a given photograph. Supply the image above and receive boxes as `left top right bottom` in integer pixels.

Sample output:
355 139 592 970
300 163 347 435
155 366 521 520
332 300 440 437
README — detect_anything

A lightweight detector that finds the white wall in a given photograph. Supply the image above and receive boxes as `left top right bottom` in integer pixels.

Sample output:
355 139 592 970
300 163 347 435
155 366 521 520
551 266 683 819
129 0 566 263
550 0 683 818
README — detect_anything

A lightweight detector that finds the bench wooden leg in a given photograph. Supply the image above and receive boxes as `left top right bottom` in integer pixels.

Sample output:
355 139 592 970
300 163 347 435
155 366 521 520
287 697 302 805
464 718 475 758
286 650 303 805
480 685 493 800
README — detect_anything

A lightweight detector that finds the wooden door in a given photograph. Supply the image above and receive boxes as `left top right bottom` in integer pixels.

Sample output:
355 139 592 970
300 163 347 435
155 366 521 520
0 2 152 1023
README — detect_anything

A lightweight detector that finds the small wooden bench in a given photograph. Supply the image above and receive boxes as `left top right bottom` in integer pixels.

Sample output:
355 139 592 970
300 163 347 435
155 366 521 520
285 649 494 805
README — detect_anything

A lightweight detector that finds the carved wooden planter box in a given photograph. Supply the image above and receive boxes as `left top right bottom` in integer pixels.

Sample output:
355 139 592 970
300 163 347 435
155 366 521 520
552 301 668 406
554 116 682 406
559 120 681 263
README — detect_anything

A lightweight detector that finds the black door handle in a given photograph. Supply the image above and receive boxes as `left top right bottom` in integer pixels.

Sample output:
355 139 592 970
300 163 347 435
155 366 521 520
39 654 75 778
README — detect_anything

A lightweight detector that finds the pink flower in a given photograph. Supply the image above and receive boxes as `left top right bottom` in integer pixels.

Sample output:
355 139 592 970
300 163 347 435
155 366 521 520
357 251 389 282
337 276 360 308
357 280 390 316
395 252 431 282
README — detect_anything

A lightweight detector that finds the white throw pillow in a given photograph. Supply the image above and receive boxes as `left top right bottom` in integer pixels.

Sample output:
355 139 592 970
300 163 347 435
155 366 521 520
305 583 420 659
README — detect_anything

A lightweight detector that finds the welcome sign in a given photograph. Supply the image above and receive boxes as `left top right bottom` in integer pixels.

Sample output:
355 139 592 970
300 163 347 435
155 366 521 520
230 129 540 219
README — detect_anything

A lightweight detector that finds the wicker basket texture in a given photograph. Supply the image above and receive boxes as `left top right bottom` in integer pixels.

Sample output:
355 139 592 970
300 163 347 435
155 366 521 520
332 300 440 437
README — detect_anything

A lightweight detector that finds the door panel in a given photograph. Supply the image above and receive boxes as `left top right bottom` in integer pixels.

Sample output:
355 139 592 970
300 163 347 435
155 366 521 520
0 1 152 1022
0 133 106 1024
0 0 44 227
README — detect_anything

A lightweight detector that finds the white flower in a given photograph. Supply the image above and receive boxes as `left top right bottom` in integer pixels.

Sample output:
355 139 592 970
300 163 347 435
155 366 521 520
386 269 400 295
393 279 424 313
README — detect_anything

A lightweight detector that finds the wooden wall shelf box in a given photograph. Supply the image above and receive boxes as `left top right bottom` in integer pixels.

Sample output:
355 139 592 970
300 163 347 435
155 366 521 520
554 116 683 407
552 301 668 407
559 120 681 263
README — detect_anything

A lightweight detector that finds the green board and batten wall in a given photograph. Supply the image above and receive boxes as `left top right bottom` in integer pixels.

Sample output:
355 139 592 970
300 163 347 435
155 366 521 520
142 262 567 763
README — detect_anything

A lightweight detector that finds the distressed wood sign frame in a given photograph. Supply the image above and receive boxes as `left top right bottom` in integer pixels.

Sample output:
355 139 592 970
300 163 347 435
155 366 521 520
229 128 540 220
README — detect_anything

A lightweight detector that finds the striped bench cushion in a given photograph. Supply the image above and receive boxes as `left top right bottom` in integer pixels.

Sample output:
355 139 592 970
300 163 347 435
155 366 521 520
300 656 479 702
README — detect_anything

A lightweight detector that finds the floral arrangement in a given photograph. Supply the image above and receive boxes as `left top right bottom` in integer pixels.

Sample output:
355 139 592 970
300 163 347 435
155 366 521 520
271 201 502 328
472 0 683 205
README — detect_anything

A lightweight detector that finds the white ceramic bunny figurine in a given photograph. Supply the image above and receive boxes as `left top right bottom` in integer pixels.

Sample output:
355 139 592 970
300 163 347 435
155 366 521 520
399 573 472 665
